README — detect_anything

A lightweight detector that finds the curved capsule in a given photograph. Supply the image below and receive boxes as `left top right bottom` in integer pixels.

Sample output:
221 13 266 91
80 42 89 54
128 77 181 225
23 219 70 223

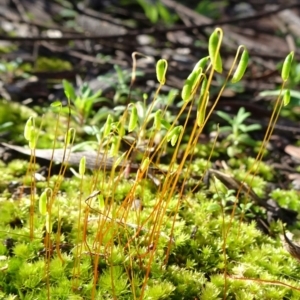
154 109 162 130
231 47 249 83
156 59 168 85
39 188 52 216
192 56 209 72
24 117 35 141
200 76 208 98
110 136 119 157
195 75 207 126
208 29 223 73
64 128 75 146
79 156 86 176
141 157 150 172
24 117 37 149
128 105 138 132
283 89 290 106
281 52 294 82
197 93 209 127
181 68 202 102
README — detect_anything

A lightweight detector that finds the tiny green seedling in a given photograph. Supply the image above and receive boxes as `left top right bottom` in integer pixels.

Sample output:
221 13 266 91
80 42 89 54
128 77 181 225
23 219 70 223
217 107 261 157
61 79 109 126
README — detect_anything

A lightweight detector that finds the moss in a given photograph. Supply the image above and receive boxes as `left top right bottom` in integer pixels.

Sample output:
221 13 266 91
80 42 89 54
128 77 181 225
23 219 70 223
229 156 275 181
1 144 299 298
271 188 300 211
7 160 38 177
1 29 300 299
35 57 72 72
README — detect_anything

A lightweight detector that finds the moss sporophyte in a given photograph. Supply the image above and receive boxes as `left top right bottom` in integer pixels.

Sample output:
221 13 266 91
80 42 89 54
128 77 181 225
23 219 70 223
1 28 300 300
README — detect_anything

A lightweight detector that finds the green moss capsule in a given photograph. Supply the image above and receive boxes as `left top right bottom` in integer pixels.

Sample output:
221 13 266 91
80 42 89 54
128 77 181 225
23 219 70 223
167 126 183 146
45 212 52 233
197 93 209 127
64 128 75 146
156 59 168 85
113 152 126 170
208 29 223 73
39 188 52 216
231 47 249 83
141 157 150 172
200 76 208 98
98 194 105 210
283 89 290 106
110 136 119 157
24 116 37 149
154 109 162 130
192 56 209 73
181 68 202 102
128 105 138 132
24 117 34 141
79 156 86 176
281 52 294 82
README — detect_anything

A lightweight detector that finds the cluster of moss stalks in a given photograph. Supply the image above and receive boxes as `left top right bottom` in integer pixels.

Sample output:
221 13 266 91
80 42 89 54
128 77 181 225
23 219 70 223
1 28 300 299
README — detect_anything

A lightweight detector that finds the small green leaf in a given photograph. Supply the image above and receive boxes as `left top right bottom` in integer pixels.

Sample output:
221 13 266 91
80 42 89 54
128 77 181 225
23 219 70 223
157 2 173 24
237 134 257 146
242 124 261 132
62 79 76 101
218 126 232 133
146 4 158 23
235 111 250 124
216 111 232 124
